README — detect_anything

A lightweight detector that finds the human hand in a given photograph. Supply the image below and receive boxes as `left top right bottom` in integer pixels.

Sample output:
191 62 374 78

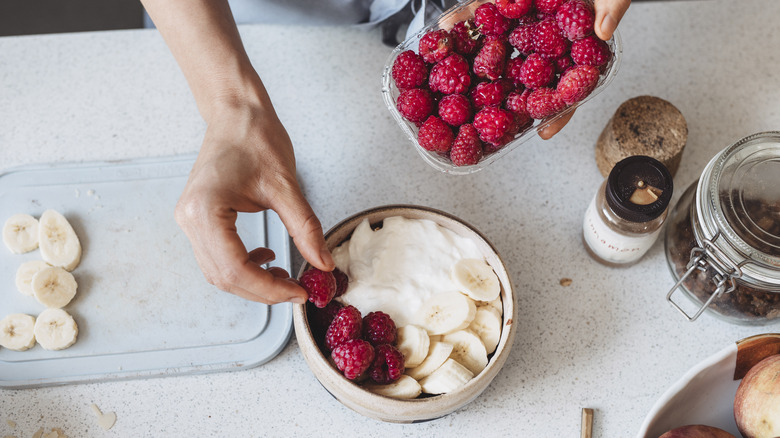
538 0 631 140
175 103 334 305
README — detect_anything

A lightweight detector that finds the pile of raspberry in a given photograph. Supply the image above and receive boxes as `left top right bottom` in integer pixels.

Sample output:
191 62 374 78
301 268 405 384
390 0 612 167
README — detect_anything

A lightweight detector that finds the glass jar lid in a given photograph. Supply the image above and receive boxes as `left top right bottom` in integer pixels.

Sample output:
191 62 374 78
696 131 780 287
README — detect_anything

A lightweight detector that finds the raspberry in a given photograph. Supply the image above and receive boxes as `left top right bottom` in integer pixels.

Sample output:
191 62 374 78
474 3 512 36
369 344 405 384
505 89 533 123
332 339 375 380
332 268 349 298
450 19 482 55
362 311 397 346
533 18 569 59
526 87 566 119
535 0 566 14
473 37 508 81
438 94 472 127
518 53 555 89
508 20 536 56
324 305 362 351
556 64 600 105
470 81 509 108
555 0 595 41
309 300 343 338
570 35 612 66
417 116 454 152
391 50 428 90
504 57 524 86
554 54 574 75
397 88 434 124
300 268 336 308
429 54 471 94
450 124 484 166
419 30 454 64
495 0 532 19
473 106 517 146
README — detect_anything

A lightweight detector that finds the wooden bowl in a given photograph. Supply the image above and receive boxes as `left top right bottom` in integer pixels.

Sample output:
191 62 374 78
293 205 517 423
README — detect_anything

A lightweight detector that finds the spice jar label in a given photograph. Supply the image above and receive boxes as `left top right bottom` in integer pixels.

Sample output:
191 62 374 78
583 196 662 264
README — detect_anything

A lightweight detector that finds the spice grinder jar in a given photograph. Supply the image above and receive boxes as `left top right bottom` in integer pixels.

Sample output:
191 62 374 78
665 131 780 324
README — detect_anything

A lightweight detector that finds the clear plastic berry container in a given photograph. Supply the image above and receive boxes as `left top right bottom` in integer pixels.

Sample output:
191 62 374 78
381 0 622 175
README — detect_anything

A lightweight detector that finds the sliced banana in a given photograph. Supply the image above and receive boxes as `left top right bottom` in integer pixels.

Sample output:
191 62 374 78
451 258 501 302
468 306 503 354
363 375 422 399
38 209 82 271
415 291 476 335
476 295 503 314
441 329 489 376
396 325 430 368
405 341 454 381
34 308 78 350
418 358 474 395
0 314 37 351
32 266 78 308
2 213 39 254
15 260 51 297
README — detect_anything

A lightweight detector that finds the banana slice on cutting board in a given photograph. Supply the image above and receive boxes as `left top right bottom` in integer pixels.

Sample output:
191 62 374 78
0 314 37 351
2 213 39 254
468 306 502 354
418 358 474 395
34 308 78 350
396 325 430 368
451 258 501 302
38 209 82 271
415 291 476 335
441 329 489 376
364 375 422 399
15 260 51 297
405 341 454 381
32 266 78 308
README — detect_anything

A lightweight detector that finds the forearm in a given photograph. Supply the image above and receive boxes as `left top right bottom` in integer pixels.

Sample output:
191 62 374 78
141 0 271 122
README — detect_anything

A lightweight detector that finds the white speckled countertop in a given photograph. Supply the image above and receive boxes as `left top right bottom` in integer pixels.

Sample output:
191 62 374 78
1 0 779 436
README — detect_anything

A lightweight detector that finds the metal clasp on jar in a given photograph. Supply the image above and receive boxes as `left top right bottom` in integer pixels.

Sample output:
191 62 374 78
666 232 744 321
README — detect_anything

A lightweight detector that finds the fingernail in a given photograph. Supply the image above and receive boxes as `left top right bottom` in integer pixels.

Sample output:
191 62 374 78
292 296 308 305
600 14 616 40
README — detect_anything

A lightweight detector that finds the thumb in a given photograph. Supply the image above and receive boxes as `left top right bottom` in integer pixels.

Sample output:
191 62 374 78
272 182 335 273
594 0 630 41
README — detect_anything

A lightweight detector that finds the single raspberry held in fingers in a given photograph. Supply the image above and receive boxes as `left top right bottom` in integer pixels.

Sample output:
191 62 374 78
473 106 517 146
438 94 472 127
570 35 612 66
535 0 566 14
419 30 453 64
470 81 509 109
309 300 343 335
508 20 537 56
332 268 349 298
450 19 482 55
369 344 405 384
362 311 397 346
332 339 375 380
450 124 484 166
325 305 362 351
526 87 566 119
474 2 512 36
418 116 454 152
300 268 336 308
473 37 508 81
533 18 569 59
397 88 434 124
557 64 600 105
391 50 428 90
519 53 555 89
429 54 471 94
495 0 532 19
555 0 595 41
